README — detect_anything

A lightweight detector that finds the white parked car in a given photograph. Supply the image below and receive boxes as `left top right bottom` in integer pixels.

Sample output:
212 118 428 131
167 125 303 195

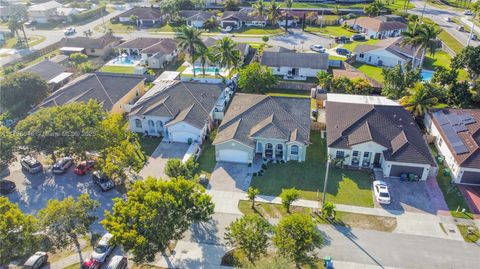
310 44 326 53
373 180 391 205
91 233 115 263
64 27 76 35
464 10 473 15
444 17 451 22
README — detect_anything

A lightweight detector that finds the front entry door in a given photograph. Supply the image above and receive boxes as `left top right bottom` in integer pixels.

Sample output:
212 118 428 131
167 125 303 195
373 153 381 166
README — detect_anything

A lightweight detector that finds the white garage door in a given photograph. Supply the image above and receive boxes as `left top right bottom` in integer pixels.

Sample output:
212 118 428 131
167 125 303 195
218 149 249 163
171 131 196 143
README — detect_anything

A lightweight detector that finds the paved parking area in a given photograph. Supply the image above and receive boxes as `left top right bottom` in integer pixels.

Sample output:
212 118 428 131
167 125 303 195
374 177 436 214
139 142 190 180
1 164 120 233
209 162 253 192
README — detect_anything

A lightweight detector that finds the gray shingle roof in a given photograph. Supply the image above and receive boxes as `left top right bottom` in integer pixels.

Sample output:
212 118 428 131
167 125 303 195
129 81 224 129
326 101 434 165
37 72 145 111
20 60 65 82
118 7 162 21
261 51 329 69
354 37 418 60
213 93 310 147
61 34 121 49
221 8 267 22
179 10 214 21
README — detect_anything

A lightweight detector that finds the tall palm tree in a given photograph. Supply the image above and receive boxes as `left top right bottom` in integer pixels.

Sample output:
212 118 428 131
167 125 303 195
175 26 205 77
402 23 440 68
253 0 266 17
196 46 211 77
284 0 293 32
400 83 438 118
223 0 239 11
211 37 241 76
268 0 282 26
364 0 386 17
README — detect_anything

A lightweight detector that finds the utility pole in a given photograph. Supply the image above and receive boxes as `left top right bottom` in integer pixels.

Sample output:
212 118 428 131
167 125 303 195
467 13 477 47
420 0 427 22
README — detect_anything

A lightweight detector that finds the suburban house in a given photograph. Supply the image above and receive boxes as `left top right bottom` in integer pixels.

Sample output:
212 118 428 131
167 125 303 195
115 37 178 69
129 81 232 144
19 59 73 89
116 7 162 27
28 0 62 23
60 33 122 57
332 69 382 89
37 72 146 114
346 15 407 39
56 7 84 22
425 109 480 186
260 51 328 79
194 37 249 69
220 8 268 29
354 37 423 68
179 10 215 28
213 93 311 164
326 94 434 181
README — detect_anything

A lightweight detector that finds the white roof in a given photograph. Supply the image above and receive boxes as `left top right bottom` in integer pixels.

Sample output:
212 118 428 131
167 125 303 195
60 46 85 52
153 71 180 84
326 93 399 106
29 1 62 11
48 72 73 84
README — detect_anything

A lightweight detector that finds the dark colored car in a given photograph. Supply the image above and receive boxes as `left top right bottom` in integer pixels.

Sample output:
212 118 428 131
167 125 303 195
351 34 366 41
92 171 114 191
20 156 43 174
335 48 350 55
23 252 48 269
335 36 350 43
81 258 101 269
74 160 95 175
52 157 73 174
0 180 16 195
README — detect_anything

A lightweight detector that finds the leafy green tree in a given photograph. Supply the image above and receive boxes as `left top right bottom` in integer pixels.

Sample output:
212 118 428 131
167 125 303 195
364 1 388 17
400 82 439 118
381 64 421 99
37 194 99 264
176 26 205 77
15 101 105 161
0 126 17 168
273 213 323 268
160 0 179 21
211 37 241 75
446 81 472 108
350 78 374 95
280 188 300 213
102 177 214 263
262 36 269 43
0 73 49 117
330 77 353 93
7 5 29 49
317 71 333 90
452 46 480 90
69 52 88 66
223 0 239 11
238 62 277 92
164 158 198 179
0 197 38 266
225 215 271 265
253 0 267 17
247 187 260 208
322 201 336 219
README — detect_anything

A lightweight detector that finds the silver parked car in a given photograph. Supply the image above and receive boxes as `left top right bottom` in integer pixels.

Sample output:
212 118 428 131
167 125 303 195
23 252 48 269
20 156 43 174
91 233 115 263
52 157 73 174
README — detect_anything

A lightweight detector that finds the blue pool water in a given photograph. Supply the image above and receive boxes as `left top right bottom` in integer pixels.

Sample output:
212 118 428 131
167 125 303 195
421 69 434 81
193 67 219 73
112 56 134 65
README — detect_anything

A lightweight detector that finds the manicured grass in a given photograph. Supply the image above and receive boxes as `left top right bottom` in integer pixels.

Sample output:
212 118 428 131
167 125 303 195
328 55 346 60
351 62 385 83
429 145 473 219
99 65 135 74
239 200 311 219
341 38 380 52
137 136 162 158
423 50 453 70
264 88 311 98
197 142 216 178
289 0 414 10
438 29 465 54
94 21 136 33
457 225 480 243
250 132 374 207
305 25 356 37
149 23 176 33
236 26 285 35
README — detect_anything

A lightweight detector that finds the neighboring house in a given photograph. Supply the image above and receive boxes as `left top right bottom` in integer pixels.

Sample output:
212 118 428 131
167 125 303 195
332 69 382 89
179 10 215 28
425 109 480 186
326 93 434 181
56 7 84 22
129 81 231 144
193 37 250 69
19 59 73 89
116 7 162 27
60 33 122 57
37 72 146 114
260 51 328 78
354 37 423 68
213 93 311 164
346 15 407 39
28 0 62 23
220 8 267 29
115 37 178 69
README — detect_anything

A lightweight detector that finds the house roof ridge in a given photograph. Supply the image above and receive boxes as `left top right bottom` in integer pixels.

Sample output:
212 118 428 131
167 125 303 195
182 83 210 115
93 73 115 106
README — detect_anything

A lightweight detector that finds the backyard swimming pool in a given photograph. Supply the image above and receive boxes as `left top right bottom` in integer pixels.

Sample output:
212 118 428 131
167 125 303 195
193 67 220 73
421 69 434 81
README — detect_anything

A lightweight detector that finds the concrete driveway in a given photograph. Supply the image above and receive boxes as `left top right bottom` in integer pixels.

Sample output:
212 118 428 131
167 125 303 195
209 162 253 192
374 177 436 214
139 142 190 180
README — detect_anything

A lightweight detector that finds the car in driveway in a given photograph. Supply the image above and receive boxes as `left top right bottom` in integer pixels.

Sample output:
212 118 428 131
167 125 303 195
23 252 48 269
74 160 95 175
457 25 465 32
335 36 350 43
310 44 326 53
0 179 16 194
471 34 478 41
373 180 391 205
20 156 43 174
464 10 473 15
335 48 350 55
52 157 73 174
92 171 114 191
91 233 115 263
351 34 366 41
105 256 128 269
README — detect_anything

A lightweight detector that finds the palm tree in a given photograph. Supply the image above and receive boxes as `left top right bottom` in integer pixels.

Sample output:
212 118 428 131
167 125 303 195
400 83 438 118
253 0 266 17
284 0 293 32
211 37 241 76
196 46 211 77
364 0 386 17
402 23 440 68
268 0 282 26
129 15 139 28
175 26 205 77
223 0 239 11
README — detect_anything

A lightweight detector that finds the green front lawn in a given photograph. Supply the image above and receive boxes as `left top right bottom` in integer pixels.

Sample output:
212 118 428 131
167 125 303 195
423 51 468 81
457 225 480 243
148 23 176 33
99 65 136 74
438 29 465 54
197 142 216 178
351 62 385 83
137 136 162 158
250 132 374 207
305 25 356 37
235 26 285 35
289 0 414 10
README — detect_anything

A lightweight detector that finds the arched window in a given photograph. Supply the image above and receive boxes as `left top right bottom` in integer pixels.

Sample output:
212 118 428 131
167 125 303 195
148 120 155 132
291 145 299 155
135 119 142 128
266 143 273 150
